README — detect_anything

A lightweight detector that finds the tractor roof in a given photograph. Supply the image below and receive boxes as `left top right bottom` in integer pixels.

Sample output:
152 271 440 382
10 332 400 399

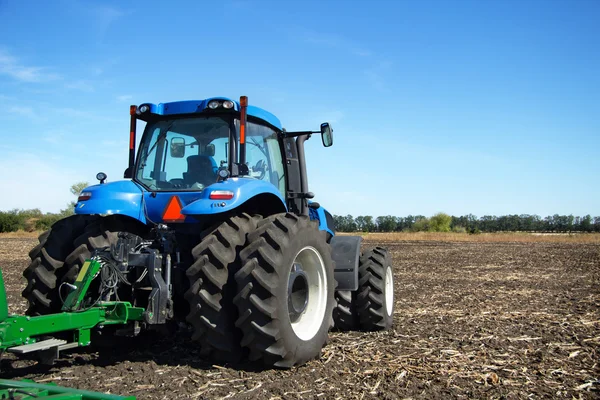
136 97 282 130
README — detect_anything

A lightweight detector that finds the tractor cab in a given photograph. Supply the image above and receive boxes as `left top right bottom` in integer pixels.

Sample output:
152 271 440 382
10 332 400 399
84 96 335 227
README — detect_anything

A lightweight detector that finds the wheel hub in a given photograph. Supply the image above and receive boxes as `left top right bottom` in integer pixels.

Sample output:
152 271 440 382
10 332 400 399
288 262 309 322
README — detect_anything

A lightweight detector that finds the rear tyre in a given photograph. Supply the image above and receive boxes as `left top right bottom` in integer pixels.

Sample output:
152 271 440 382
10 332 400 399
356 247 394 331
234 213 335 368
332 290 358 331
22 215 147 316
184 213 257 363
22 215 92 315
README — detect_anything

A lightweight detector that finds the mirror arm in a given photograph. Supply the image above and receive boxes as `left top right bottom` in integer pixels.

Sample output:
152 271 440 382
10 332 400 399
284 130 319 138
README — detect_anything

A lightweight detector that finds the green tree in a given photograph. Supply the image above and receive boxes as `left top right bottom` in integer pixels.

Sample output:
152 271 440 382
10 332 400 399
376 215 397 232
580 215 592 232
428 212 452 232
411 217 429 232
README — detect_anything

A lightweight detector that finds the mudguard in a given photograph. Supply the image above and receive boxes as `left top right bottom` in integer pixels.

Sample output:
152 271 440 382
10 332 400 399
179 178 286 216
308 203 335 237
331 235 362 291
74 180 146 223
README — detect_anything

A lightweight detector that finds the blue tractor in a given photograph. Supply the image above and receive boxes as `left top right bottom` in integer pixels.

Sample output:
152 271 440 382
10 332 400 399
22 96 394 367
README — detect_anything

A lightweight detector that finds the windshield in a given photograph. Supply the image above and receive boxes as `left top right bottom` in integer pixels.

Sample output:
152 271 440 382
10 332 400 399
135 117 230 190
134 116 286 196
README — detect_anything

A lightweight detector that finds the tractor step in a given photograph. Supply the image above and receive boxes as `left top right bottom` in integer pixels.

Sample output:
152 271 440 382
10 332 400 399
8 338 67 354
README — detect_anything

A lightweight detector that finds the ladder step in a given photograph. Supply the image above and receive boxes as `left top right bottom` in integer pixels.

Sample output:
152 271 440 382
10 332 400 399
58 342 79 351
8 338 67 354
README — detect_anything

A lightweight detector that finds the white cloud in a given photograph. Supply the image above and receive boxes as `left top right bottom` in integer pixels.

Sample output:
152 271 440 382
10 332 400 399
0 49 61 83
117 95 133 102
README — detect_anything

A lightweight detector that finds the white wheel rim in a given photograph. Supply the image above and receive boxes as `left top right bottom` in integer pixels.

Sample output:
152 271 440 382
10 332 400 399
385 265 394 316
289 246 328 341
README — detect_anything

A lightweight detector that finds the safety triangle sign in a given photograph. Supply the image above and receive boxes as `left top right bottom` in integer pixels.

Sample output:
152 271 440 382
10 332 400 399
162 196 186 223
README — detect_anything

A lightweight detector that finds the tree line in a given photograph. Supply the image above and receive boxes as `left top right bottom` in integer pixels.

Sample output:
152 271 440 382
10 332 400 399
1 180 598 235
333 213 600 233
0 182 88 233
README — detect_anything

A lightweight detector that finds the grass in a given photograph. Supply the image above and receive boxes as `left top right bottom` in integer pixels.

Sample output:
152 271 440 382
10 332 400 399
341 231 600 243
0 230 41 238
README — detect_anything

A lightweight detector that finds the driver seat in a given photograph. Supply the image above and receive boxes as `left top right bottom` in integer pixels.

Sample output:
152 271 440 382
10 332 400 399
183 155 217 187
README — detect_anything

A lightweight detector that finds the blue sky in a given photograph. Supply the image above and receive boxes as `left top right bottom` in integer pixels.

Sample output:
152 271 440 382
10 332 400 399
0 0 598 217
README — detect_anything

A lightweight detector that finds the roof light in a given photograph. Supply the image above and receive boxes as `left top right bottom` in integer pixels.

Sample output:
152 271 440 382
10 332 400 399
208 100 220 109
138 104 149 113
78 192 92 201
222 100 234 109
209 190 234 200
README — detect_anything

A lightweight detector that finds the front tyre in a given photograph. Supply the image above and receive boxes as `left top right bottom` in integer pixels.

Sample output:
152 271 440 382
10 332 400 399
234 213 335 368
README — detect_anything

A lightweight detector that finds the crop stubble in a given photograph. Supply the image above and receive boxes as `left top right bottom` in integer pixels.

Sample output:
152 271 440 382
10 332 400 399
1 237 598 399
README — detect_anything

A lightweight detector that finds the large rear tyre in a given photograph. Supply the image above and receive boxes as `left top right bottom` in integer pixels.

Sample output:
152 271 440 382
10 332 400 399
22 215 92 315
332 290 358 331
356 247 394 330
234 213 335 368
184 213 257 363
22 215 147 316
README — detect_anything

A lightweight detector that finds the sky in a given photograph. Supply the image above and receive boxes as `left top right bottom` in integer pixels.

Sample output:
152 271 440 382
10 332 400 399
0 0 598 218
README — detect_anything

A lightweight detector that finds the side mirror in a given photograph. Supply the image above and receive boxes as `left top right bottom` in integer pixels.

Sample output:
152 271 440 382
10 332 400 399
170 137 186 158
203 143 215 156
320 122 333 147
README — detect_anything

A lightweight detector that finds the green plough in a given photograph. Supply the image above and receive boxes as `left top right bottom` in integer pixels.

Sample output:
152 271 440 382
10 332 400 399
0 379 135 400
1 261 138 399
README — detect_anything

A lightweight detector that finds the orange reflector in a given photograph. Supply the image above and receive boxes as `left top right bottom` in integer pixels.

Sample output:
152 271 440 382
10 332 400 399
209 190 234 200
240 124 245 144
162 196 186 223
129 131 135 150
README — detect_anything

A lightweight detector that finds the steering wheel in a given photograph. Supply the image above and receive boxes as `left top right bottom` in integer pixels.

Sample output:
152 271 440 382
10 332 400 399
253 159 267 180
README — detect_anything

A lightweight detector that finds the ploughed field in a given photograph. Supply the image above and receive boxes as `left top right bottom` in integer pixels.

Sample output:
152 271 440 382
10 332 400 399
1 237 599 399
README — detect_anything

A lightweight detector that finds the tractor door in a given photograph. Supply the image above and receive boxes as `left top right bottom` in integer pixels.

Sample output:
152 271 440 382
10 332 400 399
282 137 303 214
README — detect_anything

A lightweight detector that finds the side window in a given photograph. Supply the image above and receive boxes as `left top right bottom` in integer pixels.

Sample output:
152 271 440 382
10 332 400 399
244 122 286 198
246 135 269 181
266 137 285 196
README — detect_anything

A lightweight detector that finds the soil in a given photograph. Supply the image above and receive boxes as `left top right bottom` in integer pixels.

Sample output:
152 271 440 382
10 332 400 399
1 237 598 399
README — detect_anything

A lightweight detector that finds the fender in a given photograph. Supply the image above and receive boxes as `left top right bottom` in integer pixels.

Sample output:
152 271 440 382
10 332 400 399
74 180 146 224
330 235 362 291
180 177 287 216
308 202 335 237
